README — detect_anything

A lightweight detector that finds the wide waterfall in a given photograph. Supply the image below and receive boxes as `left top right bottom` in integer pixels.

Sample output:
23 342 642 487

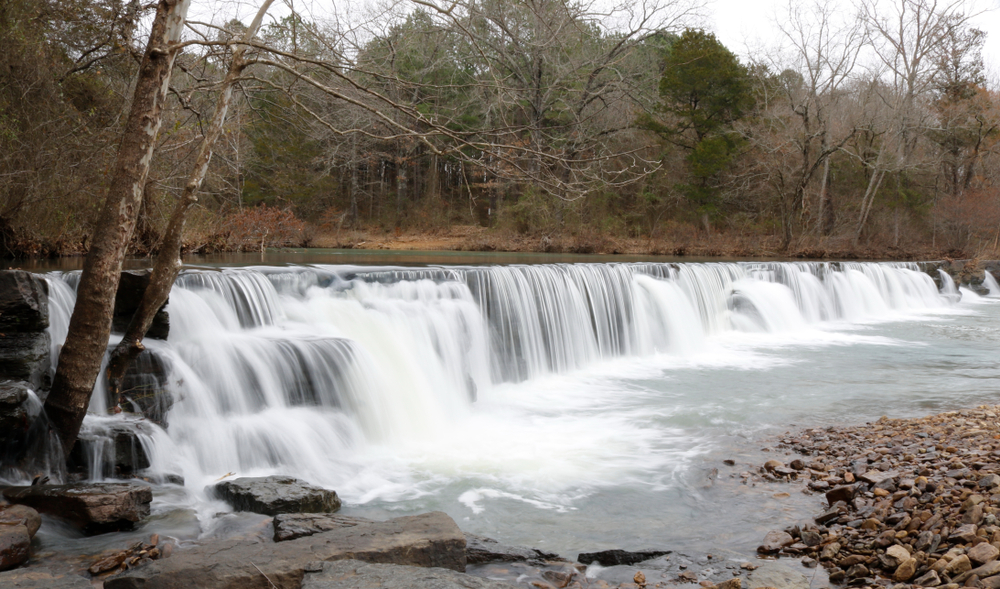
38 259 987 554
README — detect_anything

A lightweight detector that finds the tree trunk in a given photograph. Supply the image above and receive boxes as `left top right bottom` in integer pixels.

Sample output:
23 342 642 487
349 135 359 226
854 168 886 245
105 0 275 403
818 154 833 236
44 0 191 454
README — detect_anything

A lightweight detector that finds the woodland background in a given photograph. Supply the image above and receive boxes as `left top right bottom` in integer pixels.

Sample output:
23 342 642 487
1 0 998 259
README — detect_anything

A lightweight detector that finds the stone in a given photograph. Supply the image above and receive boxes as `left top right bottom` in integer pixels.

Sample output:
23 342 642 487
0 566 93 588
886 544 910 564
1 482 152 534
212 476 341 516
757 531 794 554
104 512 467 589
273 513 371 542
826 485 855 505
0 332 50 390
820 542 841 561
0 271 48 333
968 542 1000 565
964 504 985 525
300 560 518 589
944 554 972 577
950 524 979 543
465 534 561 564
815 509 840 525
789 459 805 470
913 570 941 587
707 580 741 589
964 559 1000 580
0 524 29 571
859 470 897 485
746 561 810 589
0 504 40 537
576 549 669 566
113 270 169 340
980 474 1000 489
116 349 173 427
0 381 31 449
894 557 917 581
764 460 784 472
68 420 152 478
799 530 822 547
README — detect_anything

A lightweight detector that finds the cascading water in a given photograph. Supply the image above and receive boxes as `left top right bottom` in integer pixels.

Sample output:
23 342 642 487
35 259 975 552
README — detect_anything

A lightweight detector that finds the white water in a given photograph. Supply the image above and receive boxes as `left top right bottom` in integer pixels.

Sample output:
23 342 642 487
37 260 1000 555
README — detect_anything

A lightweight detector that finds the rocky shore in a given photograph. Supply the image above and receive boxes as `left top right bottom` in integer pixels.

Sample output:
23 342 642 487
751 404 1000 588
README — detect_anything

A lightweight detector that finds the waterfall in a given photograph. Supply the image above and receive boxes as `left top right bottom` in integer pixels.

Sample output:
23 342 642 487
38 261 950 497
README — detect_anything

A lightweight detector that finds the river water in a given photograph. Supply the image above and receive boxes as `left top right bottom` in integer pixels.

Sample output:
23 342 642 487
22 255 1000 563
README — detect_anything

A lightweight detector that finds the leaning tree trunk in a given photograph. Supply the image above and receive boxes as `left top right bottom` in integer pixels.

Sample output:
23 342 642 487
43 0 191 454
105 0 276 403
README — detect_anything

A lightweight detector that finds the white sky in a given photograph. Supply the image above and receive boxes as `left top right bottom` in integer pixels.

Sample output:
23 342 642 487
709 0 1000 78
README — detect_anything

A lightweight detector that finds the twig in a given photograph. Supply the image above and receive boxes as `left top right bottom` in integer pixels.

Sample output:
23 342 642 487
251 562 279 589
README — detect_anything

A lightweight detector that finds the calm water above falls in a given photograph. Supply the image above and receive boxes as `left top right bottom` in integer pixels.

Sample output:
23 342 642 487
34 261 1000 559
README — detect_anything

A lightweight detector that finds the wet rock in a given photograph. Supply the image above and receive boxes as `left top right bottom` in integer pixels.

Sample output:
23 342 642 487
88 539 163 577
0 332 50 391
800 529 822 547
68 419 152 478
0 504 40 537
764 460 785 472
273 513 371 542
300 560 519 589
968 542 999 565
0 566 92 588
747 560 811 589
706 579 741 589
212 475 341 516
757 530 794 554
1 482 152 534
576 548 669 566
0 381 31 449
466 534 561 564
113 271 169 340
819 542 840 561
105 512 467 589
0 524 29 571
0 271 48 333
115 349 173 427
825 485 855 505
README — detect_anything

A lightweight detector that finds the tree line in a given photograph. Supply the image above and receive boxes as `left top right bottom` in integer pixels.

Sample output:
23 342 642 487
1 0 998 260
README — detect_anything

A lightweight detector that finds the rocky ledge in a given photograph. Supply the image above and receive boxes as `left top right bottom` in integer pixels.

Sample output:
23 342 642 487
754 404 1000 587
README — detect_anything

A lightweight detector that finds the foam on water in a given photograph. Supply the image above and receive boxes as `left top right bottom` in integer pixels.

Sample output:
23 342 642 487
37 261 963 525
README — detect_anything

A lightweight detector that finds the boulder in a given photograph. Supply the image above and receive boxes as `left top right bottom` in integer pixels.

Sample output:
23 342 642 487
273 513 371 542
0 332 50 390
0 504 40 537
969 541 1000 565
113 271 169 340
69 420 152 478
0 381 30 448
212 476 340 516
465 534 561 564
104 511 467 589
2 482 152 535
116 349 173 426
0 524 30 571
300 560 518 589
0 271 49 333
757 530 794 554
0 566 93 588
576 548 670 566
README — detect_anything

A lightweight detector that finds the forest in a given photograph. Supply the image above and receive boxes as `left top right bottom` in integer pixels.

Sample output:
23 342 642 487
0 0 998 259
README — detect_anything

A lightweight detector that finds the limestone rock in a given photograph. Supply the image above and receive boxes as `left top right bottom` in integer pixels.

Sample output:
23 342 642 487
0 504 41 538
300 560 518 589
104 511 467 589
0 332 50 390
2 482 152 535
576 548 669 566
0 271 49 333
0 566 92 588
969 542 1000 565
212 476 340 516
465 534 561 564
0 524 30 571
113 271 169 340
273 513 371 542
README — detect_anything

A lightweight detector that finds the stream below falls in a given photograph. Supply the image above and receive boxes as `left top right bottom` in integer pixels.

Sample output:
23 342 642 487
15 259 1000 563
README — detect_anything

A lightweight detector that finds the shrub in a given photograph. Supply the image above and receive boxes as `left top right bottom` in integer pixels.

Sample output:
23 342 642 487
214 205 306 252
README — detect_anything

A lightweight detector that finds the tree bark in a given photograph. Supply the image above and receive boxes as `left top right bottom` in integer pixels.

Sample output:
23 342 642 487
818 153 833 236
105 0 275 403
44 0 191 454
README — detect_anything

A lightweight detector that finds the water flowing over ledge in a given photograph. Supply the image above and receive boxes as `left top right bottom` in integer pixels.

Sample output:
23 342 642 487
31 259 987 554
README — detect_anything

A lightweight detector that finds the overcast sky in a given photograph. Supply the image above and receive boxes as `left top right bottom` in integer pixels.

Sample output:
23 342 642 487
709 0 1000 77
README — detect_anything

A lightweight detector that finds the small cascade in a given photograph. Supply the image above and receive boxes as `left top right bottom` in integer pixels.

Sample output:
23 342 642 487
35 261 955 496
984 271 1000 296
937 269 962 302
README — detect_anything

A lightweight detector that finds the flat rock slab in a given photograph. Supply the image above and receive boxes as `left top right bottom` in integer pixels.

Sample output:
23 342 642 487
213 475 341 516
301 559 518 589
0 566 93 588
1 482 151 535
105 511 466 589
577 549 670 566
465 534 562 564
273 513 372 542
